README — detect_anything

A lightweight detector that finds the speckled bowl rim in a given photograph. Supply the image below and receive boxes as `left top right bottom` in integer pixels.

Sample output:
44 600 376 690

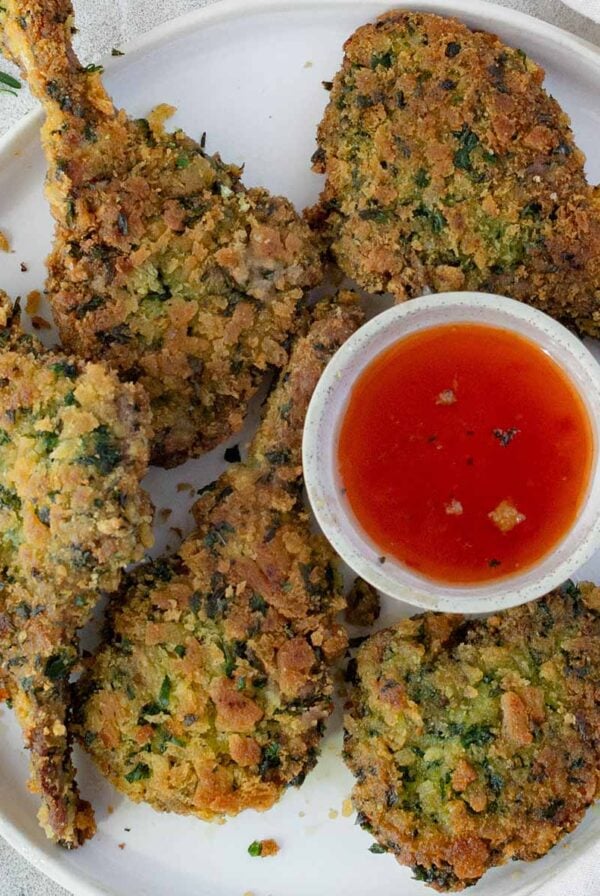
303 293 600 613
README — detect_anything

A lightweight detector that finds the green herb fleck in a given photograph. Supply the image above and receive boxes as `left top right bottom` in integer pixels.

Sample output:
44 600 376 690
370 51 394 70
51 360 78 379
158 675 172 710
221 640 237 678
0 484 20 512
453 124 480 172
76 295 106 319
250 594 268 615
203 521 235 550
124 762 151 784
248 841 262 857
414 204 446 233
259 742 281 778
0 71 21 92
358 207 391 223
79 425 122 474
44 652 73 681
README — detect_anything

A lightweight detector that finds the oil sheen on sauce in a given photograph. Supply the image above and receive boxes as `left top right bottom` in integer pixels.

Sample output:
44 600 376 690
338 323 594 584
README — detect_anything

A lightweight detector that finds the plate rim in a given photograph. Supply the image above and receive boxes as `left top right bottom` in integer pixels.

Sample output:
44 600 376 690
0 0 599 894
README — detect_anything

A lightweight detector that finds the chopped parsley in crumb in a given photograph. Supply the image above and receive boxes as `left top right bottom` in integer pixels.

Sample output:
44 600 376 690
74 301 360 825
345 583 600 889
0 289 152 848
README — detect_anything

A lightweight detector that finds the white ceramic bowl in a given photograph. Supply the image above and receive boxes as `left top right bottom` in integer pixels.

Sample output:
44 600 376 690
303 293 600 613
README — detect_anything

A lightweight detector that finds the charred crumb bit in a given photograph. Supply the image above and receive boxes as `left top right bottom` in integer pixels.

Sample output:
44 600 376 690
436 389 457 405
492 427 520 447
445 41 462 57
322 80 333 91
158 508 172 523
488 558 502 568
224 444 241 463
25 290 42 315
0 231 10 252
124 827 131 832
488 499 526 533
111 48 125 56
445 499 463 516
427 434 438 443
31 315 52 330
345 578 381 627
176 482 194 493
20 262 28 272
378 556 387 565
248 838 279 857
118 843 125 850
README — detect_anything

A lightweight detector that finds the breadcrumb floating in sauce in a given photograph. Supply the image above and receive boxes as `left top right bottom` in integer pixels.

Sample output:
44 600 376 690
338 323 593 584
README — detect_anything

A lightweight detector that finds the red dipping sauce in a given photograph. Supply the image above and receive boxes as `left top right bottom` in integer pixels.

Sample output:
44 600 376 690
338 323 594 584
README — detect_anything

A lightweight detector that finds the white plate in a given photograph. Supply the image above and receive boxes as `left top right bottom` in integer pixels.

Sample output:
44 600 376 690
0 1 599 894
561 0 600 24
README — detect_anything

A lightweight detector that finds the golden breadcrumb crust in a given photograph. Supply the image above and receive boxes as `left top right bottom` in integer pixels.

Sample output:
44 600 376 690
75 296 363 819
1 0 322 467
311 10 600 334
0 292 153 847
344 582 600 890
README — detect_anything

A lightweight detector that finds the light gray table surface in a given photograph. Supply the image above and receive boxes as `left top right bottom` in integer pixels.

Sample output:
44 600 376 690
0 0 599 893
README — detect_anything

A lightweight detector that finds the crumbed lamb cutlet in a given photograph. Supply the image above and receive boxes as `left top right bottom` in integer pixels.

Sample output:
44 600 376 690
310 10 600 334
344 582 600 890
0 292 152 847
0 0 322 467
74 296 362 820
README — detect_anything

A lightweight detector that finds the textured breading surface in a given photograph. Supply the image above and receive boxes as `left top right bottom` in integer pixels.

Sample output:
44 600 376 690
0 292 153 847
344 582 600 891
311 10 600 334
75 296 363 819
0 0 322 467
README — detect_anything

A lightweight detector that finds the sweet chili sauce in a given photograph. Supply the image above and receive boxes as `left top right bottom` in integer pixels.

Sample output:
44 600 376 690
338 323 594 584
